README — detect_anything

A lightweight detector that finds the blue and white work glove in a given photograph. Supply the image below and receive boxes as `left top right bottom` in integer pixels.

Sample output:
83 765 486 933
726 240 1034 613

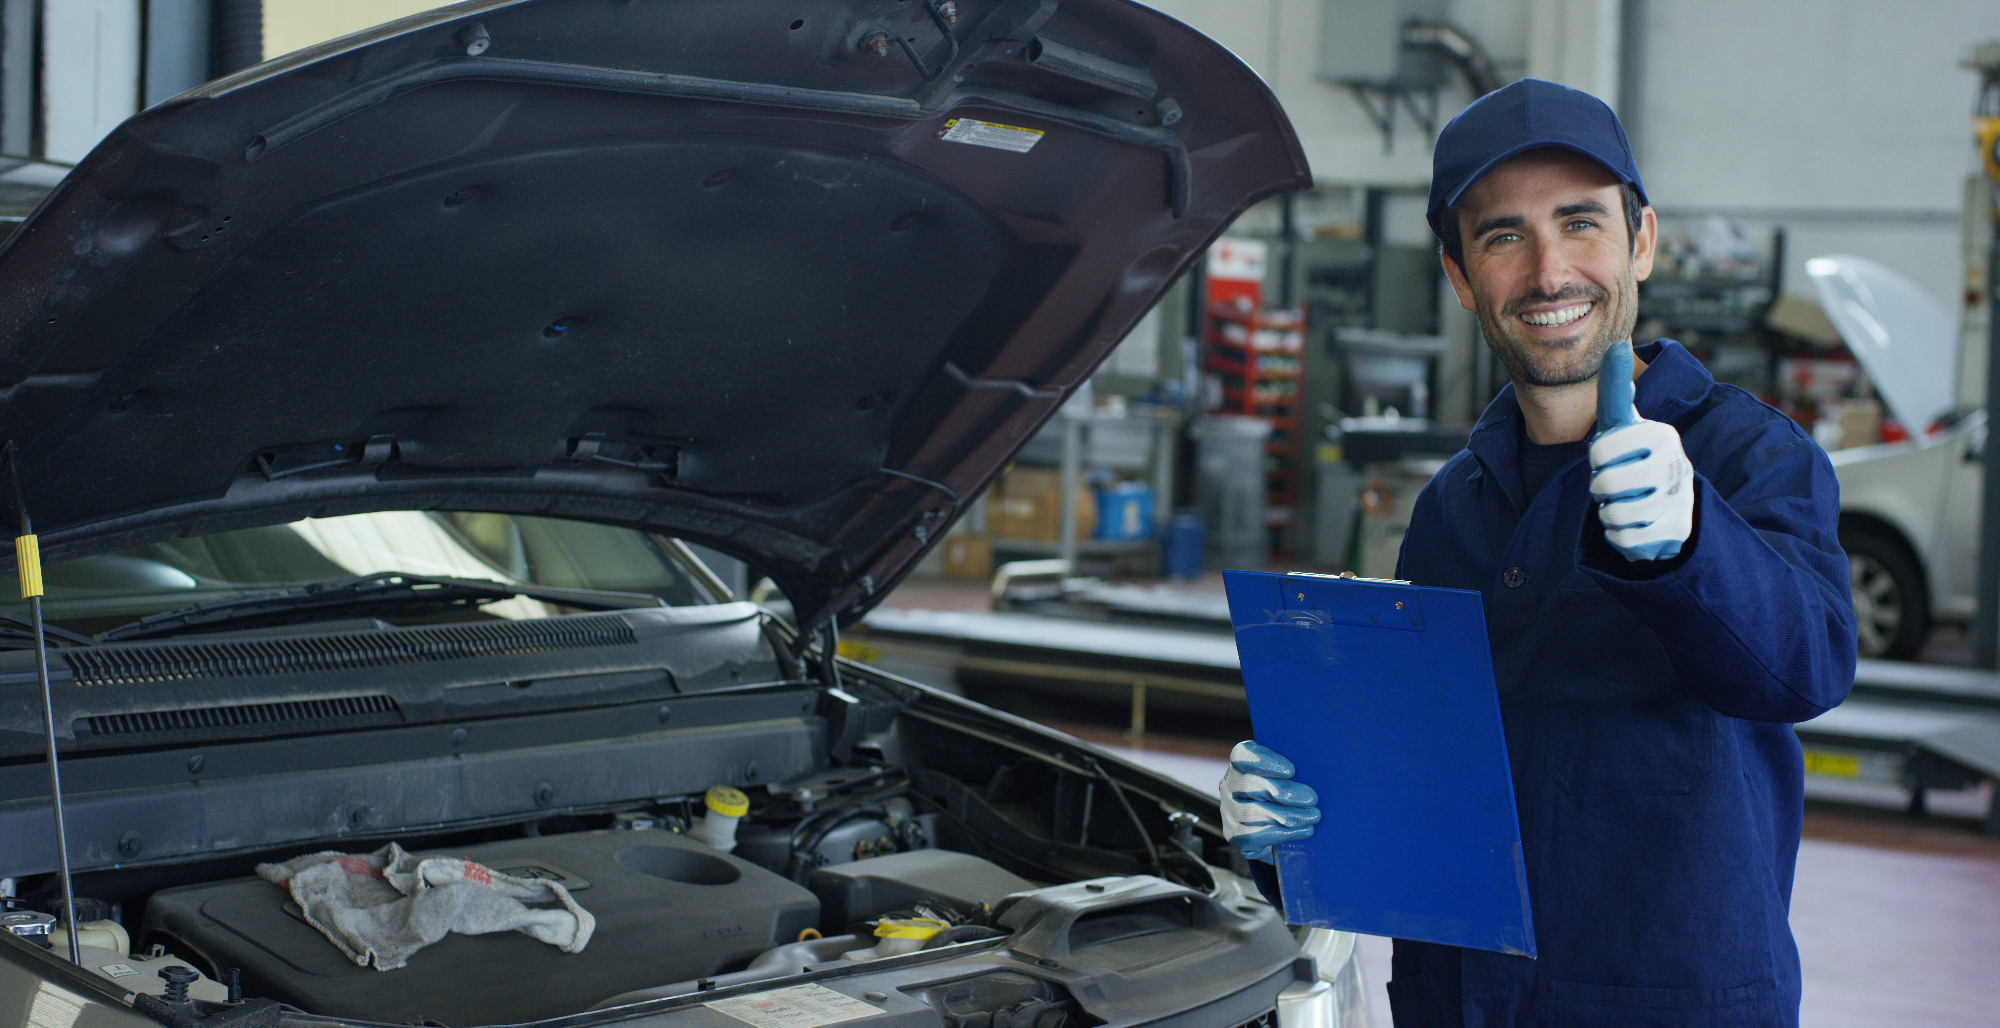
1588 340 1694 561
1218 740 1320 862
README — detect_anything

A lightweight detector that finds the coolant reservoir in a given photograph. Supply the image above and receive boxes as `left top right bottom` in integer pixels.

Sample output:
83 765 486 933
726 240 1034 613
7 913 222 1002
71 945 230 1003
49 919 130 956
689 785 749 853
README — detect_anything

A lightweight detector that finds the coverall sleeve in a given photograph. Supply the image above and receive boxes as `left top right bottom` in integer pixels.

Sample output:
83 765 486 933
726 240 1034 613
1578 426 1855 723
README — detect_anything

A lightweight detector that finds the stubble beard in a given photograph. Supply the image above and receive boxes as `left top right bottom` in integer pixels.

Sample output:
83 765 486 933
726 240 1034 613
1476 266 1639 389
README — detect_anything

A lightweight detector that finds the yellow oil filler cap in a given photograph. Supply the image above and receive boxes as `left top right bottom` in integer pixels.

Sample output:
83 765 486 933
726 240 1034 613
704 785 749 818
873 917 949 940
855 916 951 960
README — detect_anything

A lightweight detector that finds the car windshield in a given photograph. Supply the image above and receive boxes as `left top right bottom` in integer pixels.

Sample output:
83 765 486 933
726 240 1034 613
0 511 714 635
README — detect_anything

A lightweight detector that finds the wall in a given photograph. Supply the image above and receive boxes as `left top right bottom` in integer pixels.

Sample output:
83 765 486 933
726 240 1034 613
1628 0 2000 310
39 0 142 164
1153 0 1996 307
1142 0 1516 187
262 0 450 61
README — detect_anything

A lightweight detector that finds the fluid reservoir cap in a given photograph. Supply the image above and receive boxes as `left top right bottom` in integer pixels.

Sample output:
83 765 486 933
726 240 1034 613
0 911 54 938
704 785 749 818
873 916 948 940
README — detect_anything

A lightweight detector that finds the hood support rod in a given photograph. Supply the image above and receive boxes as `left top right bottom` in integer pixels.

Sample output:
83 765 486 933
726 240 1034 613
5 443 78 964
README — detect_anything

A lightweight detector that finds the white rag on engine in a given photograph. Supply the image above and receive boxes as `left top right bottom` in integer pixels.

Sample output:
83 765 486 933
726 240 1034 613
255 843 596 970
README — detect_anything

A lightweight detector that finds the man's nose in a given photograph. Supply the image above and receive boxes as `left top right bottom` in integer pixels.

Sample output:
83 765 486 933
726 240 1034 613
1527 236 1573 296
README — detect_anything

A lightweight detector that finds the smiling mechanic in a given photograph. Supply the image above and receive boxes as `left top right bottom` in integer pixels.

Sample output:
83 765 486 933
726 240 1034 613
1218 80 1856 1027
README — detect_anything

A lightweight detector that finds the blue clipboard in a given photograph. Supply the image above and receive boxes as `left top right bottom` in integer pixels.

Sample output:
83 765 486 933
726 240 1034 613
1223 569 1535 957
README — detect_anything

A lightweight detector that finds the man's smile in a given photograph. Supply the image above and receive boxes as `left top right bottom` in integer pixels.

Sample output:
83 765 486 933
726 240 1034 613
1518 301 1593 328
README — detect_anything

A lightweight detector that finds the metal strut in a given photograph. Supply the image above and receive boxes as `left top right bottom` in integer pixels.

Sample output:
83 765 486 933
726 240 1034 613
894 0 961 81
5 442 78 964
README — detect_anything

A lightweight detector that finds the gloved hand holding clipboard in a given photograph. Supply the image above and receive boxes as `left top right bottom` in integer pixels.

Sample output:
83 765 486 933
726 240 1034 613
1221 569 1535 957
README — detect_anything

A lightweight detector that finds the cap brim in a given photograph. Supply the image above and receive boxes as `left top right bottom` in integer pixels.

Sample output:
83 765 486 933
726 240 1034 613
1435 141 1646 225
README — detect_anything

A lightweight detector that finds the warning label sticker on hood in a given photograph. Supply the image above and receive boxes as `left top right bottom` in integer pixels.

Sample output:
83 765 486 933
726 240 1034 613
938 118 1044 153
705 984 886 1028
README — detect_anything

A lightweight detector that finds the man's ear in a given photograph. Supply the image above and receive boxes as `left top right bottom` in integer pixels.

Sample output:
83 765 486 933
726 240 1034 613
1631 205 1658 282
1441 248 1476 312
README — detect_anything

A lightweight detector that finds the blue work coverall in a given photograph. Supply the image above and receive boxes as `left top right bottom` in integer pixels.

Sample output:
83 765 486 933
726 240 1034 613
1383 339 1854 1026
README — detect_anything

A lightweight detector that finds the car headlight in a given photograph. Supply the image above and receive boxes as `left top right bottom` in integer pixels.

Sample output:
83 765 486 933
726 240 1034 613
1283 927 1371 1028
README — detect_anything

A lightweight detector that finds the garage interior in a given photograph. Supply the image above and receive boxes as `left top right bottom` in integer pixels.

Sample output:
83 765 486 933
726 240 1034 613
2 1 1997 1027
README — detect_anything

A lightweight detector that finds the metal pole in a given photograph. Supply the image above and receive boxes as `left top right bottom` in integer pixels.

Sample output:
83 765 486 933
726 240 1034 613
1059 414 1082 567
1977 224 2000 668
6 445 77 964
1277 193 1296 309
1152 413 1176 538
29 589 77 964
1971 52 2000 668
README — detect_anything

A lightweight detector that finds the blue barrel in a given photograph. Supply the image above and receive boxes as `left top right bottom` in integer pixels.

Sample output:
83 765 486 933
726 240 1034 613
1094 482 1155 541
1161 510 1206 580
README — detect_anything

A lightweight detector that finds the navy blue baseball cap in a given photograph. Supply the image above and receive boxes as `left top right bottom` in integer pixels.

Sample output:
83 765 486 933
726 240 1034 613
1427 78 1647 238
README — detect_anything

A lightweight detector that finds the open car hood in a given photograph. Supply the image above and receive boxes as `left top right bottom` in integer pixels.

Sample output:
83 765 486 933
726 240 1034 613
0 0 1307 628
1804 255 1959 432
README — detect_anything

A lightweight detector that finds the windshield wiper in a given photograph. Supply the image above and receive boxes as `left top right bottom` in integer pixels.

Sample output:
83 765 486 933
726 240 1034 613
0 612 96 648
99 572 666 642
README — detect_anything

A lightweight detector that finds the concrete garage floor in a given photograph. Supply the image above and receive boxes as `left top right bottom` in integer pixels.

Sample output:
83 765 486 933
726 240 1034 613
876 577 2000 1027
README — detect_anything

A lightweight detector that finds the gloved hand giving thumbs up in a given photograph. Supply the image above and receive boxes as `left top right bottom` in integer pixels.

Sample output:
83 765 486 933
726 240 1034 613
1589 340 1694 561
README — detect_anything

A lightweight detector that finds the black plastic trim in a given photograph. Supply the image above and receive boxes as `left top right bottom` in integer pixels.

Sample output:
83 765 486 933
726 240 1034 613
65 614 637 685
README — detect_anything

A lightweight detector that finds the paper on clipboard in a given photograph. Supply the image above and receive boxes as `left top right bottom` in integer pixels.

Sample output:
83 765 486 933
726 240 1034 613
1223 569 1534 957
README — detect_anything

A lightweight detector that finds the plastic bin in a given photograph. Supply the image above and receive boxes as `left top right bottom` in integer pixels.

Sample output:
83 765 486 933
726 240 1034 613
1093 482 1155 541
1161 510 1206 580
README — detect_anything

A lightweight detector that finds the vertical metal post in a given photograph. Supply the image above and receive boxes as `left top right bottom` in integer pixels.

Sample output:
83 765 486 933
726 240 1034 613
1128 680 1147 739
207 0 262 78
6 446 76 964
1977 230 2000 668
28 587 75 964
1960 50 1992 664
1963 52 1999 667
1059 413 1082 567
1277 194 1296 309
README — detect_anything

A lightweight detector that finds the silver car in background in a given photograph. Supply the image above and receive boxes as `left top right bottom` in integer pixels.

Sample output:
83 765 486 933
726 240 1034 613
1813 256 1981 658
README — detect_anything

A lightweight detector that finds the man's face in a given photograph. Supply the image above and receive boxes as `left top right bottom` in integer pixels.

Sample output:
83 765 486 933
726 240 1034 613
1441 149 1656 389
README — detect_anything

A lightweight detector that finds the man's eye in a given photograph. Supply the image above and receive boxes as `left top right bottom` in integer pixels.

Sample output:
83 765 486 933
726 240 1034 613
1566 219 1595 231
1486 232 1520 246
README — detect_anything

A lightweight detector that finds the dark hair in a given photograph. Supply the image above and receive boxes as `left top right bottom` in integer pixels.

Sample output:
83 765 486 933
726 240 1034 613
1437 181 1643 275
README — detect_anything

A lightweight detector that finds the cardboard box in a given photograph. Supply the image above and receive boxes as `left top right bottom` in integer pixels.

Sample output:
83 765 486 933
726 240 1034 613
1832 398 1882 451
941 533 993 580
992 466 1095 543
1765 293 1841 348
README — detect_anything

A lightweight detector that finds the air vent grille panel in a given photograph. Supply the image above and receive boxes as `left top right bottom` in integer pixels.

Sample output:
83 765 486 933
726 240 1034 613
81 694 401 736
64 615 638 685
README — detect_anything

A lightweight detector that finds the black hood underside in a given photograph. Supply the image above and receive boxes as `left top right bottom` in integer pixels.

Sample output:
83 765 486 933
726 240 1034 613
0 0 1308 626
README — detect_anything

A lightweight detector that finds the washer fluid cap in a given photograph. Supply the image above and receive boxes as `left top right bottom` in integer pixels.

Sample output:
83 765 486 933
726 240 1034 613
873 916 948 940
705 786 749 818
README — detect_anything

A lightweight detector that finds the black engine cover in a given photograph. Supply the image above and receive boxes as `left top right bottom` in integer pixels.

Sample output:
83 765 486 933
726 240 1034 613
143 830 818 1024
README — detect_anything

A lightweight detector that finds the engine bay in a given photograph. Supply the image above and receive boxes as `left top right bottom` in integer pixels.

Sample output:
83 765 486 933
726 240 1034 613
144 825 1042 1024
1 672 1310 1028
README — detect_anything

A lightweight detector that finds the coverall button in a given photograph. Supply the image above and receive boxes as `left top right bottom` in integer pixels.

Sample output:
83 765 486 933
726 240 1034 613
1502 566 1527 588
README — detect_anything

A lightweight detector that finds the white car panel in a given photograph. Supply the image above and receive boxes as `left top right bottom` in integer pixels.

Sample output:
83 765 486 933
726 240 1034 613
1806 255 1960 431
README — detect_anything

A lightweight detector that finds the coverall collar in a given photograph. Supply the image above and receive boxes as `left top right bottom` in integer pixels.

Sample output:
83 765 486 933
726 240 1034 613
1466 339 1713 512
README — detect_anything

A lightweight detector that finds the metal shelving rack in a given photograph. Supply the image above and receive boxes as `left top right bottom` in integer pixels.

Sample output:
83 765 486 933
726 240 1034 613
1204 304 1306 555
